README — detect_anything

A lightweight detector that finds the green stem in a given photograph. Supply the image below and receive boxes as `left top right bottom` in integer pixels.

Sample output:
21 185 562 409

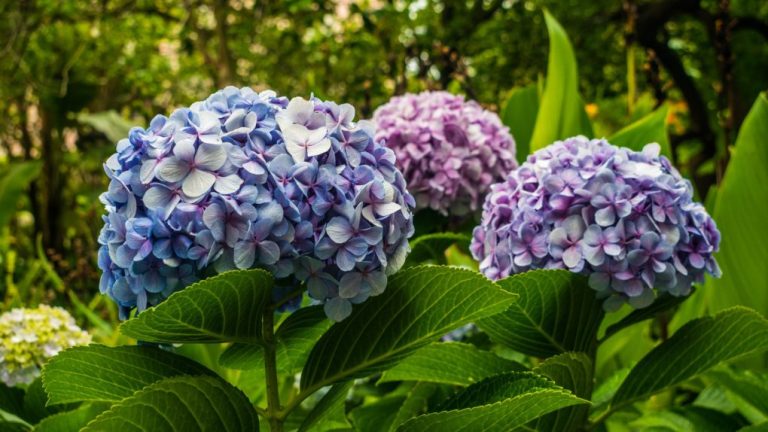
263 307 283 432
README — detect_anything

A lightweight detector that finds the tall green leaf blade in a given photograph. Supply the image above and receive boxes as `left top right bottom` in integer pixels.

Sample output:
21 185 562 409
389 383 436 432
82 376 259 431
703 93 768 317
533 353 593 432
613 307 768 406
500 84 539 162
709 369 768 417
34 403 109 432
529 11 593 152
397 372 588 432
300 266 517 391
609 106 671 157
120 269 272 344
403 233 470 268
297 381 353 432
477 270 604 358
0 161 42 229
42 345 213 405
379 342 524 386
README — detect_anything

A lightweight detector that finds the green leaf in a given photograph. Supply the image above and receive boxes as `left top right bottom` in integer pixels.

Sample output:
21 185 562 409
23 379 68 424
76 111 136 144
608 105 671 158
709 369 768 417
0 161 42 229
42 345 213 405
0 383 25 418
297 381 352 432
601 290 692 343
629 407 744 432
379 342 524 386
0 409 31 431
397 372 588 432
477 270 604 358
529 10 592 152
121 269 273 344
403 233 470 268
33 403 109 432
389 383 437 432
300 266 517 392
703 93 768 320
82 376 259 431
350 395 405 432
500 84 539 162
613 307 768 406
219 305 332 374
532 353 593 432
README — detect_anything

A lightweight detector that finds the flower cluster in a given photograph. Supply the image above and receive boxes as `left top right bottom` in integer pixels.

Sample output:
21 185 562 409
471 137 721 309
0 305 91 386
98 87 415 321
373 91 517 216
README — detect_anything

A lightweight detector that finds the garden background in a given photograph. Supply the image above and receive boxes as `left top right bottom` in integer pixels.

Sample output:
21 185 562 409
1 0 768 431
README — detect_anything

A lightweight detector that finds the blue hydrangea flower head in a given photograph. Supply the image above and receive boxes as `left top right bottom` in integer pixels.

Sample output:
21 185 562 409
373 91 517 216
98 87 415 321
471 136 721 310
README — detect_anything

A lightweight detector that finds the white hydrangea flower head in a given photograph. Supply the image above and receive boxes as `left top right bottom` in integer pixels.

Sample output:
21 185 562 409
0 305 91 386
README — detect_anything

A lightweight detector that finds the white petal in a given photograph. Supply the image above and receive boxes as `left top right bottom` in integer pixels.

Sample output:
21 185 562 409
157 158 191 183
214 174 244 194
194 143 227 171
307 138 332 157
143 186 171 209
174 139 197 161
140 159 158 184
182 169 216 198
375 202 401 217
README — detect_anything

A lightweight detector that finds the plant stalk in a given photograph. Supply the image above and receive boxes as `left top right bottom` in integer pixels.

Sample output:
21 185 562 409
263 307 283 432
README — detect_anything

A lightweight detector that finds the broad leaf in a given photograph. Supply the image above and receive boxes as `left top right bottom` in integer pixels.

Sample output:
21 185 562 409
297 381 353 432
219 305 332 374
77 111 136 144
82 376 259 431
121 269 272 344
0 384 25 419
609 105 671 157
477 270 604 358
397 372 588 432
350 395 405 432
0 161 42 230
613 307 768 406
300 266 517 392
533 353 593 432
703 93 768 321
501 84 539 162
403 233 470 268
389 383 437 432
709 369 768 417
379 342 524 386
629 406 745 432
529 11 592 152
23 379 68 423
42 345 213 405
34 403 109 432
600 290 693 343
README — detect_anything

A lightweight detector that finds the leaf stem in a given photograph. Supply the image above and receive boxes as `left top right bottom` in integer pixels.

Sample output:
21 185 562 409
263 307 283 432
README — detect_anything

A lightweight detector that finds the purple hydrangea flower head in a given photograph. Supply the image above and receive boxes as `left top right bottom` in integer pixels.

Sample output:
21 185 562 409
98 87 415 321
373 91 517 216
471 136 721 310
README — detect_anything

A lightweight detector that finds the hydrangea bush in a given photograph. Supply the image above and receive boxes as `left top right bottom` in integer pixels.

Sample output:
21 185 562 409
0 305 91 386
373 91 517 216
98 87 414 321
471 136 721 309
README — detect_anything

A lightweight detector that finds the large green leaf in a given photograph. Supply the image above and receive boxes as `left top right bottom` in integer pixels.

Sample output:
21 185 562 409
82 376 259 431
709 369 768 417
0 161 42 229
389 383 437 432
477 270 604 358
613 307 768 406
300 266 517 392
500 84 539 162
529 11 593 152
532 353 593 432
629 407 746 432
120 269 272 344
703 93 768 318
397 372 588 432
219 305 332 374
379 342 524 386
33 403 109 432
403 233 470 268
297 381 352 432
350 394 406 432
608 105 671 157
42 345 213 405
77 111 136 144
